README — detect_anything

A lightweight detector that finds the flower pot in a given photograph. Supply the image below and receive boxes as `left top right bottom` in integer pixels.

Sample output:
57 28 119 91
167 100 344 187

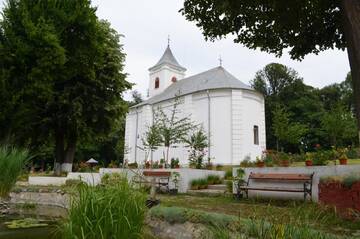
256 162 265 168
175 165 180 169
339 158 347 165
280 160 290 167
305 160 313 167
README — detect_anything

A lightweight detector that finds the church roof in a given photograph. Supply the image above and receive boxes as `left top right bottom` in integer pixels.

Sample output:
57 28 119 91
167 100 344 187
148 46 186 72
134 66 254 107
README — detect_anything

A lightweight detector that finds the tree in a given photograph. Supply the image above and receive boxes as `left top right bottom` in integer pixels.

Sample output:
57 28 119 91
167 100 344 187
129 90 143 107
321 104 357 147
181 0 360 142
184 128 208 169
154 96 194 165
140 124 162 164
0 0 131 173
272 106 308 151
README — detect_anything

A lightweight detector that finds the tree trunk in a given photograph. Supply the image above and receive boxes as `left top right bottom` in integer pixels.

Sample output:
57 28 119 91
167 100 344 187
54 127 65 176
341 0 360 145
63 133 77 173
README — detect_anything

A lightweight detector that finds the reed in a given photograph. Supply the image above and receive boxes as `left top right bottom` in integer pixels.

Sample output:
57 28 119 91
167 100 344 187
0 146 29 198
61 175 146 239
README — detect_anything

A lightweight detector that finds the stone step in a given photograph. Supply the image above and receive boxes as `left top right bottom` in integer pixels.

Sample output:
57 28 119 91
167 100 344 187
207 184 227 190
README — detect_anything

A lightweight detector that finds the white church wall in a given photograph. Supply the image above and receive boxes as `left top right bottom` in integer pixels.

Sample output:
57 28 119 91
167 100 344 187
237 90 266 162
210 90 232 165
231 90 243 164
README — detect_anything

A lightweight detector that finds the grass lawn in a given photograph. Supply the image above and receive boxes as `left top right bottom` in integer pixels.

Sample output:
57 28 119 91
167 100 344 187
158 194 360 237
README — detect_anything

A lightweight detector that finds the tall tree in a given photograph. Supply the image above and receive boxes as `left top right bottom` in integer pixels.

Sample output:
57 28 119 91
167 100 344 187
0 0 131 173
272 106 308 151
181 0 360 142
154 97 195 165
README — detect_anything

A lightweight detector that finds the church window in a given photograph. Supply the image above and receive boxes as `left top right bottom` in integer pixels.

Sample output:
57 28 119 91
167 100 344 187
253 125 259 145
155 77 160 89
171 77 177 83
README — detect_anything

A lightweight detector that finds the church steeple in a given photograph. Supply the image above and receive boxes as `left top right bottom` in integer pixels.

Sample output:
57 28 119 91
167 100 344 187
148 44 186 98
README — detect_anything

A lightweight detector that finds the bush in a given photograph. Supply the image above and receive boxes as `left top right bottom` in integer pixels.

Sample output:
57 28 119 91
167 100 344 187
226 180 233 192
61 176 146 239
240 156 255 168
207 175 222 185
346 148 359 159
224 170 233 180
0 147 29 198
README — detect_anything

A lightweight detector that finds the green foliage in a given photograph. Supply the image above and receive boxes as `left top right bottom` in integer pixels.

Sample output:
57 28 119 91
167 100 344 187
153 96 195 164
206 175 222 185
343 174 360 189
61 176 146 239
321 104 357 147
184 128 209 169
181 1 345 60
272 106 308 150
141 124 162 162
190 178 208 190
65 179 84 188
170 158 180 168
224 170 233 180
0 146 29 198
0 0 131 170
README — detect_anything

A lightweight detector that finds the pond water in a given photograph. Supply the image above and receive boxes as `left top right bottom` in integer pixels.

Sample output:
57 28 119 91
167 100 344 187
0 215 59 239
0 205 65 239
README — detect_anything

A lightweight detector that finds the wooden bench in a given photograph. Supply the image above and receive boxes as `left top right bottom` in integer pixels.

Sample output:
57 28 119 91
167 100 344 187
143 171 171 192
236 172 314 201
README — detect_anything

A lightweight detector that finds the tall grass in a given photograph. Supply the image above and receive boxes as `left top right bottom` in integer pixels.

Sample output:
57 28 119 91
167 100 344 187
61 174 146 239
0 146 29 198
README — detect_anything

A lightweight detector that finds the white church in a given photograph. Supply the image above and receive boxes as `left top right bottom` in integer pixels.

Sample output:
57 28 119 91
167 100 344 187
124 45 266 165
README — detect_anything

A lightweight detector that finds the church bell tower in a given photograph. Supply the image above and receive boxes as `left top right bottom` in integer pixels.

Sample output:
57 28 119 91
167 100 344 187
148 44 186 98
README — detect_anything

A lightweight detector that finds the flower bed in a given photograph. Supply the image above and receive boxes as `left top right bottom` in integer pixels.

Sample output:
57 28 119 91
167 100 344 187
319 175 360 219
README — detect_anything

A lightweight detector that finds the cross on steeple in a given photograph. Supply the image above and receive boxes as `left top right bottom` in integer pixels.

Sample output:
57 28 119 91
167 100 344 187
218 55 223 66
167 35 171 46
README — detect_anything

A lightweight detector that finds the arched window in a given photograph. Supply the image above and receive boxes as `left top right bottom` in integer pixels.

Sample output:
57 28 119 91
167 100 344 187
171 77 177 83
155 77 160 89
253 125 259 145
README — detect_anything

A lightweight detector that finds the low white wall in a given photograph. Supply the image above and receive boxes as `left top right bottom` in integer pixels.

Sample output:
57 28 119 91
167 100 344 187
100 168 225 193
67 172 101 186
233 165 360 202
28 176 67 186
28 168 225 193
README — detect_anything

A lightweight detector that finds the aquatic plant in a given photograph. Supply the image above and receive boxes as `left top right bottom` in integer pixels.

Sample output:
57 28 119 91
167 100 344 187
61 175 146 239
0 146 29 198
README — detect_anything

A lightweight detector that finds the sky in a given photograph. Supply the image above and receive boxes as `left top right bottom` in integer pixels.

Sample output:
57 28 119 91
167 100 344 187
1 0 351 99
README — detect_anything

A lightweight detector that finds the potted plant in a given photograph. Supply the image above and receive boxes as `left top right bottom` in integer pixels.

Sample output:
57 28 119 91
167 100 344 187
159 158 165 169
169 172 180 195
255 157 265 167
190 179 199 190
170 158 180 169
279 152 290 167
305 153 313 166
338 148 348 165
145 161 151 169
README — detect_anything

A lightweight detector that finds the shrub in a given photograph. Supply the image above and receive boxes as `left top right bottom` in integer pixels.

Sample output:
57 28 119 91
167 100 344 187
224 170 233 180
190 179 200 190
240 156 255 167
207 175 222 185
346 148 359 159
0 147 29 198
199 179 208 189
61 176 146 239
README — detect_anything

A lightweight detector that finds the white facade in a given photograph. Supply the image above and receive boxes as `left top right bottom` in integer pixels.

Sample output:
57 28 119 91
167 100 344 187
124 46 266 165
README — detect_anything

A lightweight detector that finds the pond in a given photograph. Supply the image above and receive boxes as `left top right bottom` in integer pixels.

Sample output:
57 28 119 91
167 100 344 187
0 205 65 239
0 215 59 239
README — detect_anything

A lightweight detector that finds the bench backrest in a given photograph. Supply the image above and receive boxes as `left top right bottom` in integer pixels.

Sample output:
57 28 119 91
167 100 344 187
249 173 313 181
143 171 171 177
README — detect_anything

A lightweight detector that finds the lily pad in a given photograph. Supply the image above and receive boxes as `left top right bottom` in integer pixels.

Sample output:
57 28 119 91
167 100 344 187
4 218 49 229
